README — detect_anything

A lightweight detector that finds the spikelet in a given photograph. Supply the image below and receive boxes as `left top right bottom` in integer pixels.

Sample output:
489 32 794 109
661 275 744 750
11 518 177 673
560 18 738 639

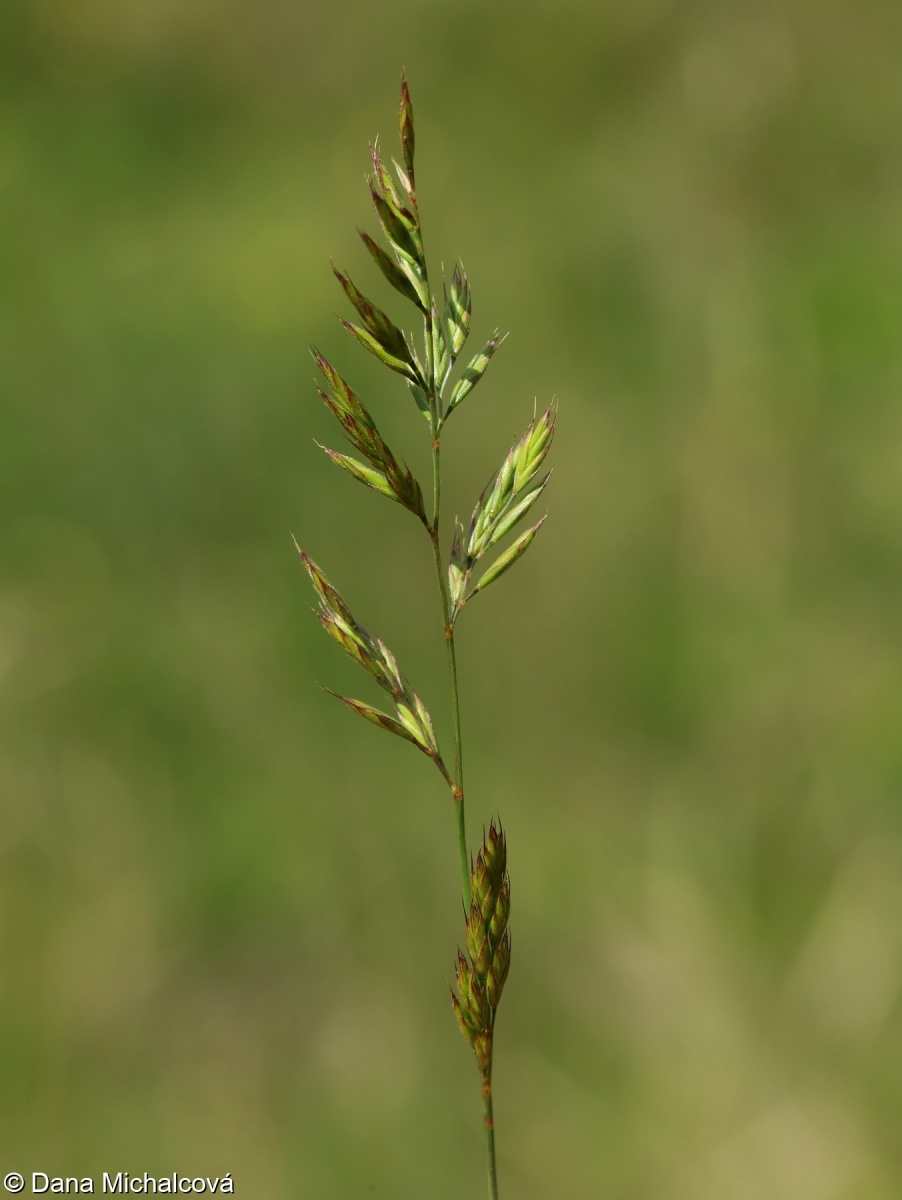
295 544 447 778
446 405 556 622
451 819 512 1075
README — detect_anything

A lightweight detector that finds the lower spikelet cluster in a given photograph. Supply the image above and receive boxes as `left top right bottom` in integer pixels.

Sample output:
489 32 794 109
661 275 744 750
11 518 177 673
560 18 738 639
297 546 445 768
452 819 511 1074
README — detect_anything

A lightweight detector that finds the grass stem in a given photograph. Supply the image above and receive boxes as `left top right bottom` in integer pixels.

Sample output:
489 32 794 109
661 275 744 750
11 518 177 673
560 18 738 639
425 299 472 910
483 1068 499 1200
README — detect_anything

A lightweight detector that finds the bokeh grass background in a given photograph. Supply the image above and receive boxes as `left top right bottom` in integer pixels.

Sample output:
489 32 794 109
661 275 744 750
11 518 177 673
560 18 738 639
3 1 902 1196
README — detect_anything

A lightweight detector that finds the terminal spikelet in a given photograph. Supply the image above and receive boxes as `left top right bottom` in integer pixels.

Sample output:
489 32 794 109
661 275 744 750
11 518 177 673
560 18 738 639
451 818 511 1075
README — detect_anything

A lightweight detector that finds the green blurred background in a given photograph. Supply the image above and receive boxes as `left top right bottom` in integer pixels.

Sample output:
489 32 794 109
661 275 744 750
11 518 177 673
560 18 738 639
3 0 902 1195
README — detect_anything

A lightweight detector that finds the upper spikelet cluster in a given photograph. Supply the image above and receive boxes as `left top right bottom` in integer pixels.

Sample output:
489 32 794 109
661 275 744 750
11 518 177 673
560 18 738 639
301 77 554 772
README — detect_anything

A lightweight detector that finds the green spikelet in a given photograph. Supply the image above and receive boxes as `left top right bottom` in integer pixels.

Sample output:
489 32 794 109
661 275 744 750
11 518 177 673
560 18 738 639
451 818 512 1075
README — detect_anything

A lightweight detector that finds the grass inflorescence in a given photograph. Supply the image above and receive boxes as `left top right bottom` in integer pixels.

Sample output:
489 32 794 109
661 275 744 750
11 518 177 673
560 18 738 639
296 74 554 1199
